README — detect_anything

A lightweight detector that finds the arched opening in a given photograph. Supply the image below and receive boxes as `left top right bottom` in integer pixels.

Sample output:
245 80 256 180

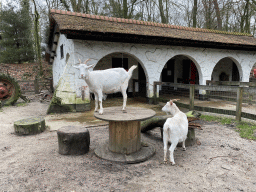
160 55 200 95
158 55 201 100
161 55 199 84
212 57 240 82
94 52 147 98
250 63 256 82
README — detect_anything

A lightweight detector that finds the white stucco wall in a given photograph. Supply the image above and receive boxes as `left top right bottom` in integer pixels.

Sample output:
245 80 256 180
52 34 75 88
52 36 256 104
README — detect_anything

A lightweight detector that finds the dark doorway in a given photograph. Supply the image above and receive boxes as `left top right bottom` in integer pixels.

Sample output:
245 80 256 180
219 72 229 81
138 63 146 97
190 62 199 84
162 59 174 82
232 63 240 81
182 60 190 84
112 58 128 70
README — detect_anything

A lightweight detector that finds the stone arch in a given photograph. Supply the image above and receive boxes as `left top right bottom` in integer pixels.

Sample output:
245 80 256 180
94 52 149 98
159 54 202 85
250 63 256 80
211 57 242 82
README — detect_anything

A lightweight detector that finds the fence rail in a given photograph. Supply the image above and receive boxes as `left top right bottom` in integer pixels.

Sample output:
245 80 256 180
154 82 256 121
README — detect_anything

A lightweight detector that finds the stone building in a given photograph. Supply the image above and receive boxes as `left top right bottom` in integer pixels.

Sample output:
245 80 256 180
47 9 256 112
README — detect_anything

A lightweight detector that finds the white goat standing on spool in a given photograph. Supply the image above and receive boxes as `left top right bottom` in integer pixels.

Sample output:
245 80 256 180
162 99 188 165
74 59 137 115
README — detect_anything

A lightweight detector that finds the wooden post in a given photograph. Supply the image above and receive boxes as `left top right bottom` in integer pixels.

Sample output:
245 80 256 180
153 82 158 105
133 79 136 97
236 87 243 121
34 76 39 94
189 84 195 110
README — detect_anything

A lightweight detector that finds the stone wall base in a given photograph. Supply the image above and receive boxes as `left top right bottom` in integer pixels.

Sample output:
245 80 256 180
47 103 91 114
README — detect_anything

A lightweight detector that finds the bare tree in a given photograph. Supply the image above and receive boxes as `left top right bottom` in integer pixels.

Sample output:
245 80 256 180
159 0 167 23
192 0 198 27
213 0 222 30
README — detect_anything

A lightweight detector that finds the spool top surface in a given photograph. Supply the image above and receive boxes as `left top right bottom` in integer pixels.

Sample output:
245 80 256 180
94 107 156 122
14 117 44 125
57 126 89 133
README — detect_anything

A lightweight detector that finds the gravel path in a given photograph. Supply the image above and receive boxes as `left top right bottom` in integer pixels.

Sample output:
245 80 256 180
0 100 256 191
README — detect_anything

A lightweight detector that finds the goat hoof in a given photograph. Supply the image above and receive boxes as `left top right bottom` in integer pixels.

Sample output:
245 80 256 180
182 148 186 151
164 160 168 164
170 162 175 166
122 110 127 113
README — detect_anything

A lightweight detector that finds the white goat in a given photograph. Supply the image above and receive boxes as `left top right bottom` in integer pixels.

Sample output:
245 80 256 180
74 59 137 115
162 99 188 165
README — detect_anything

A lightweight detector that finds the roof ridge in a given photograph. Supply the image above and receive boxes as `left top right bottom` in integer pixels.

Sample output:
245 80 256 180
50 9 253 37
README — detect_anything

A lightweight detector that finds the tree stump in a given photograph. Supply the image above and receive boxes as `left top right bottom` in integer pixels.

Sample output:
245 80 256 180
178 128 196 147
14 117 45 135
57 126 90 155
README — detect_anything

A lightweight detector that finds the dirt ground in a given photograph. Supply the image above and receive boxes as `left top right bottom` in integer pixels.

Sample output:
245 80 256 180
1 96 256 192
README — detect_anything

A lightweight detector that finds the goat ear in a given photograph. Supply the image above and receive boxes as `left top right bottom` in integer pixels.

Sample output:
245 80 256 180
170 101 173 105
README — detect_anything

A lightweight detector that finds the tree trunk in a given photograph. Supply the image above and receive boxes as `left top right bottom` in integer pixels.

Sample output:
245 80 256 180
123 0 128 18
31 0 43 76
141 115 200 147
193 0 198 28
141 115 201 133
241 0 250 33
159 0 167 23
203 0 213 29
141 115 169 133
244 0 250 33
213 0 222 30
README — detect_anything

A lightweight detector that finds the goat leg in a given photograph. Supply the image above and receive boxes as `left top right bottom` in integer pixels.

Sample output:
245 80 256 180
163 127 168 164
169 141 178 165
98 92 104 115
121 88 127 113
182 141 186 151
94 93 99 112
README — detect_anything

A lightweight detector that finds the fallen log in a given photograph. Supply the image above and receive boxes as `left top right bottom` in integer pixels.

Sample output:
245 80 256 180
140 111 202 146
141 115 170 133
141 112 202 133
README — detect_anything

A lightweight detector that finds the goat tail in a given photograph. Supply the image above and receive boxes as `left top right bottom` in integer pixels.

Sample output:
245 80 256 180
127 65 137 79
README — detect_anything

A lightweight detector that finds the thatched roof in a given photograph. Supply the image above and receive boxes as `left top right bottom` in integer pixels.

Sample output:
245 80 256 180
49 9 256 51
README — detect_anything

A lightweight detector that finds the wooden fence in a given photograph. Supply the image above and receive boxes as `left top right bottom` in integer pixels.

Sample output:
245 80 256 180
153 82 256 121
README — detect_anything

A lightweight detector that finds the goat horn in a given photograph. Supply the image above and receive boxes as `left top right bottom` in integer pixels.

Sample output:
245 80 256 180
79 59 82 64
84 59 91 64
170 99 180 102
